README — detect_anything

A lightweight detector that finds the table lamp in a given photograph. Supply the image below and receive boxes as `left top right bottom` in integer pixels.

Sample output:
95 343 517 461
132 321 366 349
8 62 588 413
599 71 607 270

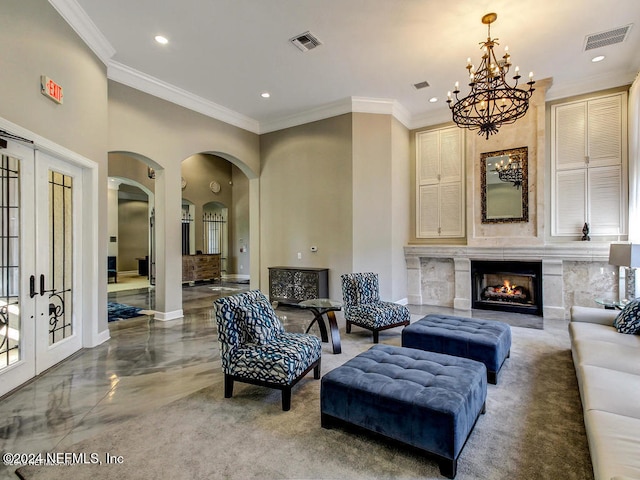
608 243 640 301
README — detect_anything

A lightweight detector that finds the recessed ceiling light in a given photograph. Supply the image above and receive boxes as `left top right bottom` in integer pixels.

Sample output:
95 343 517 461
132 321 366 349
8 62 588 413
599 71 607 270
591 55 605 62
429 97 438 103
261 92 271 98
155 35 169 45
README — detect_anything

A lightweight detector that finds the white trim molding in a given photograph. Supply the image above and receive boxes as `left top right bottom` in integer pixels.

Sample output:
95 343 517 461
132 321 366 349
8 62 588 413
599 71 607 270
48 0 115 63
108 61 260 134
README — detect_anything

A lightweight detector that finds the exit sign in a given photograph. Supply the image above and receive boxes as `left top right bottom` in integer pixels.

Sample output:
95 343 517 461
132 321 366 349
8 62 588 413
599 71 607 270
40 76 63 104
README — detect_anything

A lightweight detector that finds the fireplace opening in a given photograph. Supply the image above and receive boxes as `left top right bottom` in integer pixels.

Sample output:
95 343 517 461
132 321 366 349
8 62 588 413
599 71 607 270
471 260 543 316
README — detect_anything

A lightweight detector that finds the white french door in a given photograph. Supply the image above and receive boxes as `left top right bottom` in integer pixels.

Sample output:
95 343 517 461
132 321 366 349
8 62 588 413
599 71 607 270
0 140 83 396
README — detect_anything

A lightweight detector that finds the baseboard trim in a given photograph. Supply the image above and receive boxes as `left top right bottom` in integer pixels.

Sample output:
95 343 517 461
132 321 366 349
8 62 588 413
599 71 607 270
154 309 184 322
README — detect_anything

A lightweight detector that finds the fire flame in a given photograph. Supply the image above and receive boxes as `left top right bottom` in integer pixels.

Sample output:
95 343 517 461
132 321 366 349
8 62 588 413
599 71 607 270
502 280 517 294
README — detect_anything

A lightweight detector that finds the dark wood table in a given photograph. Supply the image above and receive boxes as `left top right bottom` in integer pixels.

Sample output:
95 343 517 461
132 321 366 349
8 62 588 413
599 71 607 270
299 298 342 354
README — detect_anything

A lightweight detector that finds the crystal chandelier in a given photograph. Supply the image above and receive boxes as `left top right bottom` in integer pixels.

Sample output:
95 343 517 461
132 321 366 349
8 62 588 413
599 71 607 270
446 13 535 139
495 154 523 188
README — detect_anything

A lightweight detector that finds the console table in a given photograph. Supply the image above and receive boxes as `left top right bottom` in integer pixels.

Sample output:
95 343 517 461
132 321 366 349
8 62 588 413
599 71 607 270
268 267 328 305
182 254 221 282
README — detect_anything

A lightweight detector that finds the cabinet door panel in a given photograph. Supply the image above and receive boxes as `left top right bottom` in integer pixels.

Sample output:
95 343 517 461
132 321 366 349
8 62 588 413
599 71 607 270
588 95 622 167
417 130 439 184
555 102 586 170
418 184 439 237
439 183 463 237
588 165 622 234
555 170 586 236
439 127 462 183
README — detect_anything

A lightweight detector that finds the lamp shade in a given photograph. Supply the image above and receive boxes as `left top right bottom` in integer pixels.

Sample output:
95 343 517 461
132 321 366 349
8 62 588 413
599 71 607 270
608 243 640 267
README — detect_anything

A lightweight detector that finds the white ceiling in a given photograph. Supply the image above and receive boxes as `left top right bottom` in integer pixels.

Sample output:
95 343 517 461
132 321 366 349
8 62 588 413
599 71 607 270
53 0 640 133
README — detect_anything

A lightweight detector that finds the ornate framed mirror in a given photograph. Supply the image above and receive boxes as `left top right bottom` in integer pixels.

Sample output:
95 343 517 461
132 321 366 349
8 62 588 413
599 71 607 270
481 146 528 223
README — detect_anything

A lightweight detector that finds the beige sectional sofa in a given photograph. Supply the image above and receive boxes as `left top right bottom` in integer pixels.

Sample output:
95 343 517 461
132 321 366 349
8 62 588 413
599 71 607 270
569 306 640 480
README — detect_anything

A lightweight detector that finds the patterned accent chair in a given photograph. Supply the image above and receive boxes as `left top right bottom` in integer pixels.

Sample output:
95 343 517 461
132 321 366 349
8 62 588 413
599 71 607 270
214 290 322 411
341 272 410 343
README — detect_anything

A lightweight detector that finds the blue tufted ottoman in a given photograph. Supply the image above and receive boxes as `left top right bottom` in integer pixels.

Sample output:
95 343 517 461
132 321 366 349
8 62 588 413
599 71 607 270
402 314 511 384
321 344 487 478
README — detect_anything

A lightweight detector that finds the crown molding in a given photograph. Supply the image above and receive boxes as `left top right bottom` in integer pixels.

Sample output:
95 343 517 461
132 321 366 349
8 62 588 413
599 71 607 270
408 108 454 131
545 69 636 102
259 97 413 134
107 61 260 134
48 0 115 64
258 98 353 134
350 97 412 129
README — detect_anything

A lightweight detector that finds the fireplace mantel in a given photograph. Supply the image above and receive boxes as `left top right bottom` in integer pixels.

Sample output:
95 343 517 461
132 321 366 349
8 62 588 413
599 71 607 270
404 243 610 262
404 243 614 319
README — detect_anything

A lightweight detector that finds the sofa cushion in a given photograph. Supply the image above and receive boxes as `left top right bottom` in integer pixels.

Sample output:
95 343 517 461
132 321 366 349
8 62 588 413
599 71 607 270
569 322 640 348
572 339 640 376
614 299 640 334
236 300 283 345
584 410 640 480
578 365 640 419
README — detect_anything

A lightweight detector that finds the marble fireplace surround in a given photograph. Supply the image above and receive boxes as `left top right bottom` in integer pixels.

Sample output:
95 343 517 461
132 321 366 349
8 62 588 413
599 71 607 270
404 243 614 320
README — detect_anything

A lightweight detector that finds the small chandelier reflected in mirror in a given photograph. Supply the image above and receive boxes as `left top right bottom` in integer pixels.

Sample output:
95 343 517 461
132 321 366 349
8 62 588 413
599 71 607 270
495 154 523 188
446 13 535 139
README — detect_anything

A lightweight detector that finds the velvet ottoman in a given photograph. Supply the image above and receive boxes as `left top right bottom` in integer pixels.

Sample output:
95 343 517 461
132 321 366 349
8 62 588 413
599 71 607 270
320 344 487 478
402 314 512 385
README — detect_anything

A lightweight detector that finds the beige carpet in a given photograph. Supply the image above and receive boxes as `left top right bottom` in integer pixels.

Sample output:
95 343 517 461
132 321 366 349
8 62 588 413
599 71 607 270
16 320 593 480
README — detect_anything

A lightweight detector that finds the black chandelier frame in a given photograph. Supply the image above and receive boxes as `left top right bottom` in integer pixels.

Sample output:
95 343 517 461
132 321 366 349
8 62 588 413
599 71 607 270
447 13 535 139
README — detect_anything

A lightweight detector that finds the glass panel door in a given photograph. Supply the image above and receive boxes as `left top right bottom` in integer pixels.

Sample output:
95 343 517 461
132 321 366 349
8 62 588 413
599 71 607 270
0 143 83 396
0 142 36 395
34 151 82 373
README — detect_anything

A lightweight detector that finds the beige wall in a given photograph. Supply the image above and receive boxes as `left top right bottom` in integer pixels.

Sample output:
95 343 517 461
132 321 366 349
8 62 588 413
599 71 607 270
391 117 410 301
118 199 149 271
0 0 108 162
260 114 353 300
231 165 251 275
108 82 260 317
109 153 156 193
0 0 109 339
352 113 409 302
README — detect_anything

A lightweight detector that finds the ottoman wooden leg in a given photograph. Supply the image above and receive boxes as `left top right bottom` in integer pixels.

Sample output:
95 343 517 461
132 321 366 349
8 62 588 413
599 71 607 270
439 458 457 479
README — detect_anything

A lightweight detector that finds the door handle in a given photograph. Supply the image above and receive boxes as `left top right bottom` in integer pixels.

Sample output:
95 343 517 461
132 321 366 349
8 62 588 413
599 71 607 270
29 275 36 298
40 274 45 296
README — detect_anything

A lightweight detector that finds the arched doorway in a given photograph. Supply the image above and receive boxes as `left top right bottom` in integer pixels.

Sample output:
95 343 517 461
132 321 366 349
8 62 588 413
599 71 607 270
107 176 155 292
181 153 250 282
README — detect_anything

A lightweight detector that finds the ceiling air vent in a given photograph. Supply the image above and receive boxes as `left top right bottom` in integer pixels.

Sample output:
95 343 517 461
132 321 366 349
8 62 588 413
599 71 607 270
584 24 632 51
290 31 322 52
413 81 430 90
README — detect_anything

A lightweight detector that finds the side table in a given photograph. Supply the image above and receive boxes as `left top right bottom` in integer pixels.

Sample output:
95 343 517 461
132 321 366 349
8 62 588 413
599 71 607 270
594 298 627 310
298 298 342 354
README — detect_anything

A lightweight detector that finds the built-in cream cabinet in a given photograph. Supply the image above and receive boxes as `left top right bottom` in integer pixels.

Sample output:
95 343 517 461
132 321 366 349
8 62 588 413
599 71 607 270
416 126 464 238
551 92 627 237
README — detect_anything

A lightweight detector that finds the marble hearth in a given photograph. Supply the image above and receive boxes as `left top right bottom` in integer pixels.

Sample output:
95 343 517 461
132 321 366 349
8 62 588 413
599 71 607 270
404 244 618 320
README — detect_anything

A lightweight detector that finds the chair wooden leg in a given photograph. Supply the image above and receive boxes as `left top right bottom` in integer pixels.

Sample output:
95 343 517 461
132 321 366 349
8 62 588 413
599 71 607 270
282 387 292 411
373 330 379 343
346 321 351 334
224 374 234 398
314 359 321 379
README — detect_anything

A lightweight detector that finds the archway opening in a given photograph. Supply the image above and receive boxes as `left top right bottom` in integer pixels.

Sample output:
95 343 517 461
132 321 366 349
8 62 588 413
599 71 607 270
180 152 250 282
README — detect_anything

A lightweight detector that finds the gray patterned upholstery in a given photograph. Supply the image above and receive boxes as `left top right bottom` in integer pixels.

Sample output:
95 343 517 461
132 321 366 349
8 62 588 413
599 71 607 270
214 290 321 411
341 272 410 343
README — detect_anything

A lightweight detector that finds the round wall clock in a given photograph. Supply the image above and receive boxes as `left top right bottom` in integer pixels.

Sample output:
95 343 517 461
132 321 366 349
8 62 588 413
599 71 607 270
209 180 221 193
